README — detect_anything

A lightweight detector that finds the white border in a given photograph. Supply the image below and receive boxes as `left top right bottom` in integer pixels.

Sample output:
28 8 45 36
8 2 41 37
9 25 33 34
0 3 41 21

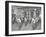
9 3 44 35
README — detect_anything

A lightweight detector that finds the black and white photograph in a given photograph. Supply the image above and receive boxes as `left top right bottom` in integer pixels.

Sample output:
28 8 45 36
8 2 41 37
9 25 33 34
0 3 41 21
5 1 45 36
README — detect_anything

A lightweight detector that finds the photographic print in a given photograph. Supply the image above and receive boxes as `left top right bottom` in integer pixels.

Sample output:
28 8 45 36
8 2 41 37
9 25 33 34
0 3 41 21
5 1 45 36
